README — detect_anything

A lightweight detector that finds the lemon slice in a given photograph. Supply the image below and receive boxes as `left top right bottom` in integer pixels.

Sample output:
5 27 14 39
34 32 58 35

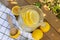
25 11 31 26
25 10 34 26
12 6 20 16
10 30 20 39
22 12 30 26
40 22 50 33
29 10 40 25
32 29 43 40
22 12 33 26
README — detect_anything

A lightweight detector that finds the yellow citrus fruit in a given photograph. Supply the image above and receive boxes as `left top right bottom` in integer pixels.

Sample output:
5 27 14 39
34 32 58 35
32 29 43 40
22 12 30 26
29 10 40 25
12 6 20 16
25 11 32 26
10 30 20 39
22 12 33 26
40 22 50 33
25 10 34 26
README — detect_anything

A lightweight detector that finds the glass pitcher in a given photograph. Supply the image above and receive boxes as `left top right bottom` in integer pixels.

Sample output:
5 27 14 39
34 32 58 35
18 5 44 32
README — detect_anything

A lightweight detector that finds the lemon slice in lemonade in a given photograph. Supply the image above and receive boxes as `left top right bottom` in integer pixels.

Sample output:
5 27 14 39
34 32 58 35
12 6 20 16
25 10 34 26
21 13 28 25
21 12 30 26
32 29 43 40
29 9 40 25
22 11 33 26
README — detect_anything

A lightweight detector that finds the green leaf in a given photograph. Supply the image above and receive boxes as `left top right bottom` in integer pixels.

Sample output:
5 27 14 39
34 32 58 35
52 5 60 13
56 14 60 19
34 2 42 8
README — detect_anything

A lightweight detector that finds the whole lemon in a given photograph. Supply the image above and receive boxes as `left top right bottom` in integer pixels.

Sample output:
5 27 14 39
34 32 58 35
32 29 43 40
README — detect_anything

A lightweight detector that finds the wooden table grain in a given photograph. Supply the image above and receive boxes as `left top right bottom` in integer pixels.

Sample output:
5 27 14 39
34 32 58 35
0 0 60 40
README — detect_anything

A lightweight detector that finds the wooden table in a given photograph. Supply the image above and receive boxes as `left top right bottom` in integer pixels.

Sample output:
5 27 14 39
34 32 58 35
0 0 60 40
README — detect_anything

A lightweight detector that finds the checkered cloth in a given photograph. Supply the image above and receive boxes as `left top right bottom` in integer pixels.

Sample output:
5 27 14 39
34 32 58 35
0 2 33 40
0 2 21 40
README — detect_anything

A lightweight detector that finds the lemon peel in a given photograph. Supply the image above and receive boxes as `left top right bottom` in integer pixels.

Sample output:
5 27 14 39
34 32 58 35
40 22 50 33
32 29 43 40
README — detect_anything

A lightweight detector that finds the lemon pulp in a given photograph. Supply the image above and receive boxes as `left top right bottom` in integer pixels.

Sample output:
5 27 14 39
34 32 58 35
12 6 20 16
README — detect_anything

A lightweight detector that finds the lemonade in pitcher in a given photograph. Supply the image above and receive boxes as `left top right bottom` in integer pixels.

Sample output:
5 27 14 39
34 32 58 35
18 5 44 32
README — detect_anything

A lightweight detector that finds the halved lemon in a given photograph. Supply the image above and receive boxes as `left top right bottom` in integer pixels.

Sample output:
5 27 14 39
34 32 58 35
32 29 43 40
10 30 20 39
12 6 20 16
40 22 50 33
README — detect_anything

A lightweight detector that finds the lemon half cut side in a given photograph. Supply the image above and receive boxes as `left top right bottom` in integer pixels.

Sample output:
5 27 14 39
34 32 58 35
12 6 20 16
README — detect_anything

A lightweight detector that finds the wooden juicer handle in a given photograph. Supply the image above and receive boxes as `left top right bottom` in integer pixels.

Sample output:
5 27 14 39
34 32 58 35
7 15 18 36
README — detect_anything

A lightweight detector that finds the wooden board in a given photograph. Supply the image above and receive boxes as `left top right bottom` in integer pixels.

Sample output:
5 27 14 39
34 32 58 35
25 0 39 4
41 34 50 40
45 27 60 40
